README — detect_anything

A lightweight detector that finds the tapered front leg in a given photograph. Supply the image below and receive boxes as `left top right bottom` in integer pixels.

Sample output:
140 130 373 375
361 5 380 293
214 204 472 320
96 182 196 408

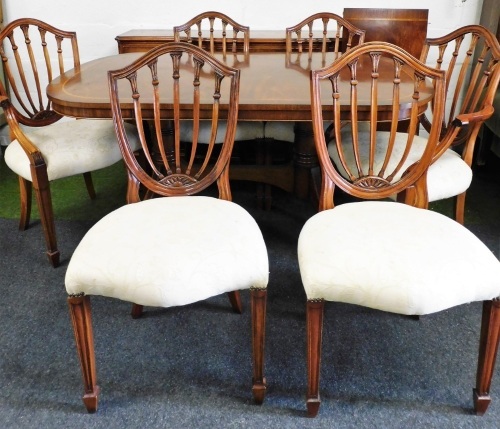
67 294 100 413
474 299 500 415
306 299 324 417
250 287 267 404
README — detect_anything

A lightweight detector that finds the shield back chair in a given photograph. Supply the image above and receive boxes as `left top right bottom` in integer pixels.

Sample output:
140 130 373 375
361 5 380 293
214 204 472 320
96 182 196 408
0 18 140 267
266 12 365 142
173 11 269 205
301 41 500 417
417 25 500 224
173 10 250 55
65 42 269 412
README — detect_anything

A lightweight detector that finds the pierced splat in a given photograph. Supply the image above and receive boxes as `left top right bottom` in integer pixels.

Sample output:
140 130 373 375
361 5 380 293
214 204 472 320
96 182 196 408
174 11 250 55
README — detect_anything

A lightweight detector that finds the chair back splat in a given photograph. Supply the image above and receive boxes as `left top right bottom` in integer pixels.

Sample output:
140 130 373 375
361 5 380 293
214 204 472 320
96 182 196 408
173 12 272 207
0 18 79 126
286 12 365 66
173 11 249 55
108 42 240 203
310 42 446 211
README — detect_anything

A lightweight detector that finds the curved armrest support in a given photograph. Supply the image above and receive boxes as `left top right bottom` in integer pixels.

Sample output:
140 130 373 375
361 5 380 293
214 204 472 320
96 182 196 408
0 96 46 166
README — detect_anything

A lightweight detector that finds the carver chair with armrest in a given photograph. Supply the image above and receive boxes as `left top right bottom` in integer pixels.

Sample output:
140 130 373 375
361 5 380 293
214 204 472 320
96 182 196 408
301 41 500 417
0 18 140 267
417 25 500 224
65 42 269 412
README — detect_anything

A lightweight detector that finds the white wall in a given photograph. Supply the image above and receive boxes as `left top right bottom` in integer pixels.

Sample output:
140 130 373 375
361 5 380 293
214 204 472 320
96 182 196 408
4 0 484 62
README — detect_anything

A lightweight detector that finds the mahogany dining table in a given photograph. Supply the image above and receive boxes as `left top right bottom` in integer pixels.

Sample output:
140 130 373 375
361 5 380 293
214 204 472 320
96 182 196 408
46 46 433 200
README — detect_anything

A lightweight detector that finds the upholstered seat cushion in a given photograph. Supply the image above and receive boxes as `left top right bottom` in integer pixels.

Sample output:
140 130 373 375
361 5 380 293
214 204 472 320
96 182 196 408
4 119 140 181
179 120 265 143
65 196 269 308
328 130 472 202
263 122 296 142
298 201 500 315
263 121 332 142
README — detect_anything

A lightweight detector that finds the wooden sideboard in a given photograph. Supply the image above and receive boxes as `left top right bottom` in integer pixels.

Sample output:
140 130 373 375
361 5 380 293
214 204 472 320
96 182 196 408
115 29 351 54
116 30 289 53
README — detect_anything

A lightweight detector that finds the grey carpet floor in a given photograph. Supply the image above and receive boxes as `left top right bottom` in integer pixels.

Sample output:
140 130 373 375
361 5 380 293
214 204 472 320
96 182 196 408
0 174 499 429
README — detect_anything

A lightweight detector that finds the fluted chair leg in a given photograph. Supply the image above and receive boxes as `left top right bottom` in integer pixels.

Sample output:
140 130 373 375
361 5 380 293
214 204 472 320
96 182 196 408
227 291 243 314
31 165 59 267
251 287 267 404
67 294 100 413
306 299 324 417
474 299 500 415
18 176 32 231
83 172 97 199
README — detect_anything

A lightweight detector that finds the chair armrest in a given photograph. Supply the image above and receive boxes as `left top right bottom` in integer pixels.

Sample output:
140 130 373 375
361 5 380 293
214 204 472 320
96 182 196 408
452 104 495 127
432 104 495 163
0 96 45 164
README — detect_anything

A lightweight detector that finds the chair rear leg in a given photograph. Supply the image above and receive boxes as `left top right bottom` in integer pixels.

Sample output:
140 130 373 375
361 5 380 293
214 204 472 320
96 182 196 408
83 172 97 200
227 291 243 314
18 176 32 230
131 304 144 319
31 165 59 267
307 299 324 417
67 294 100 413
251 287 267 404
455 192 466 225
474 298 500 415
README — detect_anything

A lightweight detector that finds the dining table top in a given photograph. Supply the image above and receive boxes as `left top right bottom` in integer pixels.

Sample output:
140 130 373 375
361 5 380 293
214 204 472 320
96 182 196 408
46 49 433 122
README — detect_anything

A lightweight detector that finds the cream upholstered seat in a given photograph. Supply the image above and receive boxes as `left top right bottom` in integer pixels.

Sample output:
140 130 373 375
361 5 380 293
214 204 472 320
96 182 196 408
301 41 500 418
66 196 268 307
178 119 264 144
0 18 140 267
65 42 268 413
4 120 139 183
300 201 500 315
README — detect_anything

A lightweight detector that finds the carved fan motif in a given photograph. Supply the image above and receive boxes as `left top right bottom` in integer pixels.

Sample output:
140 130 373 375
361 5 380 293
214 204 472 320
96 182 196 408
160 175 198 187
353 176 391 189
